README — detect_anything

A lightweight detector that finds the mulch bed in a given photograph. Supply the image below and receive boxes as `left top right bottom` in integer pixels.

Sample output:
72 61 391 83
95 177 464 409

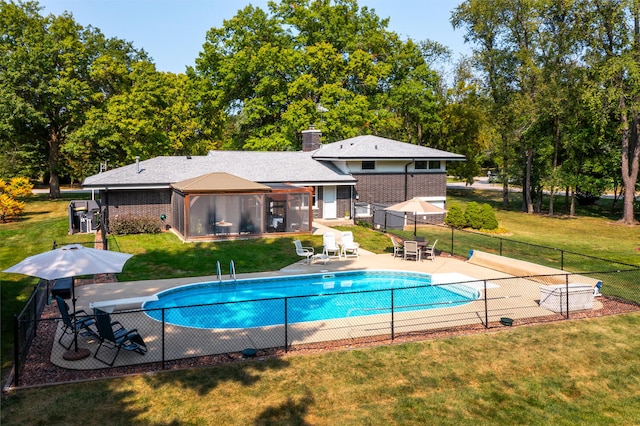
9 277 640 389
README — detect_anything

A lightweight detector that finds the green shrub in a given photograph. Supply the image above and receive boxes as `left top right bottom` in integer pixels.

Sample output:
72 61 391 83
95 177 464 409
464 202 484 230
479 203 499 230
109 214 162 235
357 220 372 229
445 204 466 228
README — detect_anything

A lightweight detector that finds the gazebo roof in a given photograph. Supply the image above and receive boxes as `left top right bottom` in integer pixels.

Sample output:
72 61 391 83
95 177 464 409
171 172 271 193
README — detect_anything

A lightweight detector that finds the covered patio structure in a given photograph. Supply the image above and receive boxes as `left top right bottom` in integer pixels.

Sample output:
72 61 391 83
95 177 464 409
170 172 313 241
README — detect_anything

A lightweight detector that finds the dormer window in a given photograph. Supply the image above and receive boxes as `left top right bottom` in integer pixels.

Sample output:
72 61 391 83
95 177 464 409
362 161 375 170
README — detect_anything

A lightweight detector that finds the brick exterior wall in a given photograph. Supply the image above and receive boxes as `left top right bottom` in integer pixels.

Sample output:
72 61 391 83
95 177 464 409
101 189 172 225
353 172 446 204
353 172 446 224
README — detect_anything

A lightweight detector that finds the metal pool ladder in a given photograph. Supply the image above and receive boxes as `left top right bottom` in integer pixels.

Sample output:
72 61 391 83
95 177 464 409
230 260 236 281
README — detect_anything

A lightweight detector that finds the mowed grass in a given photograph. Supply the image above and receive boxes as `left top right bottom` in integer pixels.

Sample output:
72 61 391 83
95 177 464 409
2 313 639 425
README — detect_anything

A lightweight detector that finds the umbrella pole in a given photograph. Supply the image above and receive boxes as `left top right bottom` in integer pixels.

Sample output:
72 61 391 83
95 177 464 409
72 277 78 352
414 213 417 237
62 276 91 360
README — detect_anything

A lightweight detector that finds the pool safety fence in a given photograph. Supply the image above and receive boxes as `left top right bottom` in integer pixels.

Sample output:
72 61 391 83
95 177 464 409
376 213 638 274
10 267 640 387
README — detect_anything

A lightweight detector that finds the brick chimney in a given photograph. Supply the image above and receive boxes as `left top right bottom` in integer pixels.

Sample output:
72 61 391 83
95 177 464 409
301 126 321 152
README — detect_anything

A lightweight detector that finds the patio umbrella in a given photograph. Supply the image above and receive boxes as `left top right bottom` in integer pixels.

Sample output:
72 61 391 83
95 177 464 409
384 198 447 237
3 244 133 356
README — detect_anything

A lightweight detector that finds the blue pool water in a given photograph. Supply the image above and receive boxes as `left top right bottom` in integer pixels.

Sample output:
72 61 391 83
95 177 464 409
143 270 480 329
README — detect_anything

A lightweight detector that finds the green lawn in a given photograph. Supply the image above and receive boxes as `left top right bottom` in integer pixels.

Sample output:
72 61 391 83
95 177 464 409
2 313 639 425
1 190 639 424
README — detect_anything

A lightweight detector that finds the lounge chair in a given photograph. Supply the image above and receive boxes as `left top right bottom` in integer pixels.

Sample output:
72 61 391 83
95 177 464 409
93 309 147 366
389 236 404 258
404 241 421 261
322 232 341 258
423 239 438 261
55 295 98 350
341 231 359 257
294 239 315 264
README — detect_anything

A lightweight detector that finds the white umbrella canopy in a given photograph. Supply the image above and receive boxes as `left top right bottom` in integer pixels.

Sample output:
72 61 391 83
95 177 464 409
3 243 133 281
3 243 133 356
384 198 447 237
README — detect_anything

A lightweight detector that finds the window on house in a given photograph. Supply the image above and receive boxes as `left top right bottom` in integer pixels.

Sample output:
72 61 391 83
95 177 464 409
415 161 427 170
312 186 318 208
362 161 375 170
429 161 441 170
354 202 371 217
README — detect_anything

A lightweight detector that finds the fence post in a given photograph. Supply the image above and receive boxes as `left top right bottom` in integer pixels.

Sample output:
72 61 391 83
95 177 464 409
561 250 565 270
161 308 166 369
450 227 454 256
484 280 489 328
391 290 395 341
565 275 570 320
284 298 288 353
13 314 20 387
499 239 503 256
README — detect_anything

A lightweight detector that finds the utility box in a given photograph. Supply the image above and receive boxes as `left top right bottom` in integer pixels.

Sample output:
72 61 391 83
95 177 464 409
539 284 594 313
68 200 100 234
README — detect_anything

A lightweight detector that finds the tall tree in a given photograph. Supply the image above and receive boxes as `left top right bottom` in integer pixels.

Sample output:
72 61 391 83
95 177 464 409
452 0 521 208
581 0 639 224
0 1 144 197
194 0 453 152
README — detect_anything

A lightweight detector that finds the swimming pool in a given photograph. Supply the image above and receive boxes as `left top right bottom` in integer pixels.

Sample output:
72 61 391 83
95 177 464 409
142 270 482 329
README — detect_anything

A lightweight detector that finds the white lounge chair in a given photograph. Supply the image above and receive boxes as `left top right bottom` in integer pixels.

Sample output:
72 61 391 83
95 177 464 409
322 232 341 258
294 240 314 264
341 231 359 257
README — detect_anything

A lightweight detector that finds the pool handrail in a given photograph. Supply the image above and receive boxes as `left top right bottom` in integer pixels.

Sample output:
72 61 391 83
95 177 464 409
230 260 236 281
216 261 222 283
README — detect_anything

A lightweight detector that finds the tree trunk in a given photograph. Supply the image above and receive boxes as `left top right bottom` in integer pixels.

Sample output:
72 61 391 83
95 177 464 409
569 189 576 217
48 129 61 199
501 133 510 209
619 101 639 225
523 147 534 213
549 115 561 216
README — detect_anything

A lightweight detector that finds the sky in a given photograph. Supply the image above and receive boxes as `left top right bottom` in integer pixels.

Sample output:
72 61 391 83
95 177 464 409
37 0 470 75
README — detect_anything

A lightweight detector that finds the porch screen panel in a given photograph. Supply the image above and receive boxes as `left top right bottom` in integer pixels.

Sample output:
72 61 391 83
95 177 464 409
239 195 263 234
188 195 209 236
286 193 311 232
188 194 265 237
172 192 185 235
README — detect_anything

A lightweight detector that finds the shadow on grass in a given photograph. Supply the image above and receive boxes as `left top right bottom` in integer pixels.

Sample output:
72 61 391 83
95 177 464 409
140 357 292 397
254 389 315 425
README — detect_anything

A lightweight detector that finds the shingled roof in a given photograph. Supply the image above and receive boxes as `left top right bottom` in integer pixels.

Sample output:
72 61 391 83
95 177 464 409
83 151 355 190
311 135 466 160
82 136 465 190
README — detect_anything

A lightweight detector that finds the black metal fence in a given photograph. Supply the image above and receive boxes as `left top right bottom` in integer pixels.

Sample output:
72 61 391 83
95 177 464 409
11 265 640 387
12 279 48 378
9 230 640 387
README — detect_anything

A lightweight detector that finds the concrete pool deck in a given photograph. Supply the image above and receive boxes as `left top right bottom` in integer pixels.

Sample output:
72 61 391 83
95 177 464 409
52 227 602 370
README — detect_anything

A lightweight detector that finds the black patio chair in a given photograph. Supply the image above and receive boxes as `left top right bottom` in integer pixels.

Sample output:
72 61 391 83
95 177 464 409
93 309 147 366
55 295 99 350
